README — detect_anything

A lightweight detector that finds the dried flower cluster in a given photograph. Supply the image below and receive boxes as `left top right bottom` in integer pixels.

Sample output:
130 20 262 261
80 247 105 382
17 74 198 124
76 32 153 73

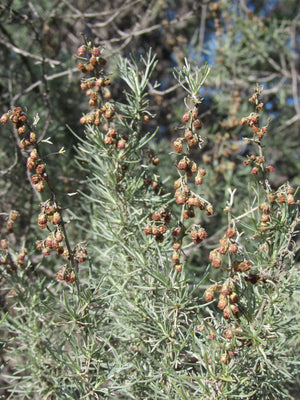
240 85 296 232
143 90 215 272
77 42 131 151
76 40 160 187
171 101 216 269
0 235 27 272
240 85 274 176
0 107 47 193
209 226 238 269
6 210 20 234
144 208 171 243
0 105 87 282
202 85 298 363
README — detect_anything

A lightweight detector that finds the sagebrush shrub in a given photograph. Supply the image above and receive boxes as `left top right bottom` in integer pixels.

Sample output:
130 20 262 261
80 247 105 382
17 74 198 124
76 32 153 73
0 37 299 400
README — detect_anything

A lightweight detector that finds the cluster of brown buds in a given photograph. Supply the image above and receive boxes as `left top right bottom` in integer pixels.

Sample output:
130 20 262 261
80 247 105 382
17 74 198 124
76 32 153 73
174 159 207 185
0 239 11 271
1 102 87 282
38 200 61 228
258 201 272 232
144 208 171 243
5 210 20 234
77 44 107 74
208 223 252 274
1 108 68 276
218 323 247 364
1 107 47 192
172 106 213 221
206 321 244 365
258 184 296 232
170 224 208 272
79 100 115 126
1 239 14 272
0 241 28 272
57 264 75 283
270 184 295 205
243 153 274 176
240 85 275 176
103 128 128 150
209 225 239 269
174 180 213 214
173 223 206 270
144 98 214 271
77 43 112 123
15 248 28 269
205 278 239 320
173 105 203 154
204 277 254 365
240 86 297 232
74 243 88 263
231 260 252 272
189 225 208 244
36 199 88 281
77 41 138 157
36 201 65 256
1 107 37 148
27 148 48 192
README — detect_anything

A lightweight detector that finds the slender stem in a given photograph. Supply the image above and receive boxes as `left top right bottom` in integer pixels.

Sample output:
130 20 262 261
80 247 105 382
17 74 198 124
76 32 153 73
233 206 259 223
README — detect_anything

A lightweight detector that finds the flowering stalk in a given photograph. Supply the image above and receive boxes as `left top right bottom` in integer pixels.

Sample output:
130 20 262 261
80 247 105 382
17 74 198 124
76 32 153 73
204 85 299 366
0 106 84 282
144 60 213 273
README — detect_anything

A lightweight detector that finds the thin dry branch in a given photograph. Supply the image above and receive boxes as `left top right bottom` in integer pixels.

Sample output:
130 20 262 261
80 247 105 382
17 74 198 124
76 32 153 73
11 67 78 104
0 38 61 67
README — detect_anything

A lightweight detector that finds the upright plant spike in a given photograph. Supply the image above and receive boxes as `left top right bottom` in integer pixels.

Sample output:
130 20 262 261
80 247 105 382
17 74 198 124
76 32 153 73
142 59 214 273
173 59 211 101
0 106 79 282
117 50 159 120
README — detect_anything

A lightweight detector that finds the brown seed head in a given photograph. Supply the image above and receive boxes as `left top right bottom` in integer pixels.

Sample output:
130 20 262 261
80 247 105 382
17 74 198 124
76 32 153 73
52 212 62 225
182 112 190 123
193 119 202 130
0 113 9 124
225 227 236 238
205 287 215 302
